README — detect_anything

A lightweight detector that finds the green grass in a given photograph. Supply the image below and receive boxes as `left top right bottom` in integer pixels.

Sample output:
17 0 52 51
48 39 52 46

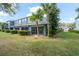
0 32 79 55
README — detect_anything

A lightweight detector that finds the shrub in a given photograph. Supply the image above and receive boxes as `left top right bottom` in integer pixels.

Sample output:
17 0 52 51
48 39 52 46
1 29 5 32
18 30 30 36
57 28 64 33
69 30 79 33
10 30 18 34
0 29 1 31
5 30 10 33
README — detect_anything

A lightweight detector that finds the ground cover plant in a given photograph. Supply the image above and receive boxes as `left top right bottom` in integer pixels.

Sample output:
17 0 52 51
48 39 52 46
0 32 79 55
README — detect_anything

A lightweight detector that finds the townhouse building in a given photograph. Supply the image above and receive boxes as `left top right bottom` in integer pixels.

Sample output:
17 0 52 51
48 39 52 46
6 16 48 35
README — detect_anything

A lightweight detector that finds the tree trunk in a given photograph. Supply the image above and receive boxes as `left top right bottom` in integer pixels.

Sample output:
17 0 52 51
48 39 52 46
47 14 49 36
36 20 39 36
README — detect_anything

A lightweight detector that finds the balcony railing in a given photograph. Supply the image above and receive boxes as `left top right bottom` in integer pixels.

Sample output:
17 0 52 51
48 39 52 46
7 17 48 27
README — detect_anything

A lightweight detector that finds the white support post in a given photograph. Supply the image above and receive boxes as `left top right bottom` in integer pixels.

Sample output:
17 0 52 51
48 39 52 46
13 27 15 30
43 25 46 36
19 27 22 30
29 27 32 34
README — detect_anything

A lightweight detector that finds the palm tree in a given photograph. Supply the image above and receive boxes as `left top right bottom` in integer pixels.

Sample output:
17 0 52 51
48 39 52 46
41 3 60 37
75 8 79 20
41 3 51 36
0 22 7 29
0 3 19 15
29 9 43 36
74 8 79 29
0 3 19 30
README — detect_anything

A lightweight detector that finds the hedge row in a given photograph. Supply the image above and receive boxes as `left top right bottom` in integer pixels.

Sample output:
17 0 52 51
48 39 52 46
0 29 30 35
69 30 79 33
5 30 11 33
10 30 18 34
18 30 30 36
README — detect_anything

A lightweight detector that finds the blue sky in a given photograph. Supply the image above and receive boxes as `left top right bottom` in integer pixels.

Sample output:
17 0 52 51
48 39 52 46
0 3 79 23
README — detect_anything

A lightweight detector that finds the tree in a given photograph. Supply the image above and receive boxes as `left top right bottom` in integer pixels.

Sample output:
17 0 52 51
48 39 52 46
0 22 7 29
29 9 43 36
0 3 19 30
41 3 50 36
0 3 19 15
75 8 79 19
41 3 60 37
67 23 75 30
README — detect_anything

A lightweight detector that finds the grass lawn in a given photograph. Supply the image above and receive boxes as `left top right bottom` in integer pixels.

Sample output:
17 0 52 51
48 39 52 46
0 32 79 56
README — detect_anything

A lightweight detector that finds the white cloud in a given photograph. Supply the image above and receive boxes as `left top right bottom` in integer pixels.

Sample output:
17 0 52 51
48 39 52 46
29 6 42 13
0 11 9 16
26 6 42 17
43 14 47 17
70 18 75 22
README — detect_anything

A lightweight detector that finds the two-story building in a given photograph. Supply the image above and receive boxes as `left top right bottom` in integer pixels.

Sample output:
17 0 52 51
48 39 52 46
6 16 48 35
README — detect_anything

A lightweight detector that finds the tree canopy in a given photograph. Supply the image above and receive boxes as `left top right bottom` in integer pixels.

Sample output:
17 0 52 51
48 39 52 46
41 3 60 37
0 3 19 15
